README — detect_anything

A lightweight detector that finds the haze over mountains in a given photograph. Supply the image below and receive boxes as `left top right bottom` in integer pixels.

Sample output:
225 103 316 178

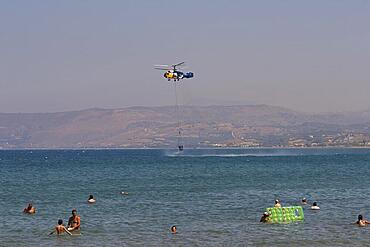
1 105 370 149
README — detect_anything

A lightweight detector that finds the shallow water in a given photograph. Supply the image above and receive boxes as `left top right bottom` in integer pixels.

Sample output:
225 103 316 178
1 148 370 246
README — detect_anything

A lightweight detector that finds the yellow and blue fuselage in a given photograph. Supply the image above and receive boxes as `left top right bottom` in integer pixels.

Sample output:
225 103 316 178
164 71 194 81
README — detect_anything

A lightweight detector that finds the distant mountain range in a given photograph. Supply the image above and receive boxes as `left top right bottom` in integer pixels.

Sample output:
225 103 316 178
1 105 370 148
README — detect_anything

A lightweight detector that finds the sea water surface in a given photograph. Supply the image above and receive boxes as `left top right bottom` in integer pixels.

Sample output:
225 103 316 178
1 148 370 246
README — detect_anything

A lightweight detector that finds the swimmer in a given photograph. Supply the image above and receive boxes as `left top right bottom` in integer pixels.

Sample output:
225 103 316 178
170 225 177 234
49 219 72 235
23 203 36 214
355 215 370 227
310 202 320 210
121 191 129 195
301 198 308 205
274 199 281 208
260 212 271 223
87 195 96 204
67 209 81 231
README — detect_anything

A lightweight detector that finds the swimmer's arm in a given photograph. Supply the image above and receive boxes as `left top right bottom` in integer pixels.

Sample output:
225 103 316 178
67 218 72 228
49 229 55 235
75 217 81 228
63 226 73 235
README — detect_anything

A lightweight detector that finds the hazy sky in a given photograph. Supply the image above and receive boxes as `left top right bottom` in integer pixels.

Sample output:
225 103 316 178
1 0 370 113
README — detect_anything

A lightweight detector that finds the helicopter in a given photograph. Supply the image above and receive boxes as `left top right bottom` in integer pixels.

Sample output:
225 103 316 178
154 62 194 152
154 62 194 81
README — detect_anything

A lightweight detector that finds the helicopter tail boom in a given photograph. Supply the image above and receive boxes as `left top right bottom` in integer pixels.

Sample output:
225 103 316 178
183 72 194 78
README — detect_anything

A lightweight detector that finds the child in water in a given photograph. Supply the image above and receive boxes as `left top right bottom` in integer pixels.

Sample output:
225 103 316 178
87 194 96 204
356 215 370 227
23 203 36 214
310 202 320 210
274 199 281 208
301 198 308 205
260 212 271 223
49 219 72 235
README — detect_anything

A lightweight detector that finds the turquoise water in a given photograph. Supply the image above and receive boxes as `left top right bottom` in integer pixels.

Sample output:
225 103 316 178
1 148 370 246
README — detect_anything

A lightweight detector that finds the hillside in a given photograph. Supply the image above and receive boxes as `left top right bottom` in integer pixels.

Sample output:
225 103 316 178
0 105 370 148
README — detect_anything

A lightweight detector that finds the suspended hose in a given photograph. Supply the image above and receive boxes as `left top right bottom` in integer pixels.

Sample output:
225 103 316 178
173 83 183 151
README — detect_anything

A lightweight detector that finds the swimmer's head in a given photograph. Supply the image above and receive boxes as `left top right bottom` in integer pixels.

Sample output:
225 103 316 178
88 195 94 200
170 225 177 233
275 199 279 204
263 212 270 216
312 202 317 206
72 209 77 215
358 215 363 221
58 219 63 225
302 198 307 202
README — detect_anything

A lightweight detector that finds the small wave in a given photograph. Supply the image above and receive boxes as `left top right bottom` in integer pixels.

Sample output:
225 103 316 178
168 154 264 157
163 148 370 157
164 151 302 157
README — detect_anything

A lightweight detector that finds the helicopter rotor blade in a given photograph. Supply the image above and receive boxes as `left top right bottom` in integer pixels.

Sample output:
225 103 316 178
154 64 170 68
154 68 169 70
154 62 186 72
173 62 185 67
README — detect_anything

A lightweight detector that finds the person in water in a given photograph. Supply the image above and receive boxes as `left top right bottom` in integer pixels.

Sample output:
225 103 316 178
311 202 320 210
67 209 81 231
301 198 308 205
170 225 177 234
274 199 281 208
356 215 370 227
87 195 96 204
23 203 36 214
260 212 271 223
49 219 72 235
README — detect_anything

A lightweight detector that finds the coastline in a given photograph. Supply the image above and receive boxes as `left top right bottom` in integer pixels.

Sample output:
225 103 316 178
1 146 370 151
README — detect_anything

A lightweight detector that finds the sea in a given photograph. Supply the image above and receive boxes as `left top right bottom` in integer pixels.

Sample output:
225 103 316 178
1 148 370 247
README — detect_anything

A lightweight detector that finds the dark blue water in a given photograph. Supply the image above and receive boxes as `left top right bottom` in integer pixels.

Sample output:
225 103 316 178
1 148 370 246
